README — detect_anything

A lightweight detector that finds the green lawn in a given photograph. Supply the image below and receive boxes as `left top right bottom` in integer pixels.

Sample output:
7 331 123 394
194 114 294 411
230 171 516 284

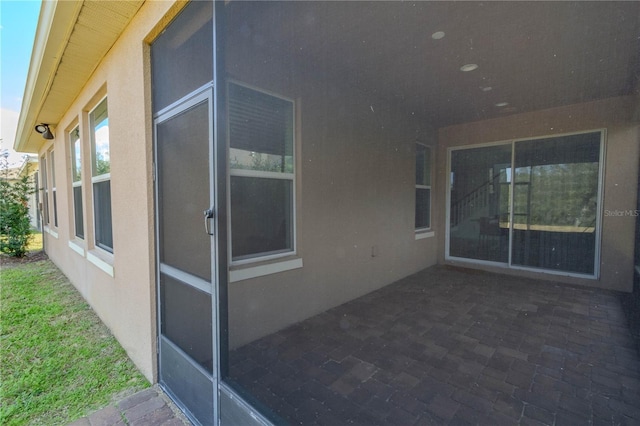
27 231 43 252
0 260 149 425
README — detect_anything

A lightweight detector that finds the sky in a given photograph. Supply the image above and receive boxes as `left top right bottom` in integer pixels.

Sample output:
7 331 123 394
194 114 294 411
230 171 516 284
1 0 41 167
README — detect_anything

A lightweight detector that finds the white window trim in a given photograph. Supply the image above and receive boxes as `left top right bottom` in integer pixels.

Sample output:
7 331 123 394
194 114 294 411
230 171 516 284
70 126 82 182
45 227 59 239
415 231 435 240
68 240 85 256
227 81 298 267
41 155 49 226
91 173 111 184
72 180 83 241
51 187 58 227
415 143 432 232
89 96 113 254
229 168 294 180
87 249 114 277
230 258 303 282
444 128 606 280
89 95 110 181
49 150 58 229
69 125 84 240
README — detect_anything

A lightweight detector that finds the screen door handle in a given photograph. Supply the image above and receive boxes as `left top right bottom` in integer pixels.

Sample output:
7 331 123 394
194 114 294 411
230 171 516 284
204 208 215 235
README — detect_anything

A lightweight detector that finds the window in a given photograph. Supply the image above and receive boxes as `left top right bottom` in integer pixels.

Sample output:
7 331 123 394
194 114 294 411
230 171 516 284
511 132 601 275
415 143 431 230
449 144 512 262
50 150 58 227
90 98 113 252
41 155 49 226
228 82 295 261
447 131 603 276
70 126 84 239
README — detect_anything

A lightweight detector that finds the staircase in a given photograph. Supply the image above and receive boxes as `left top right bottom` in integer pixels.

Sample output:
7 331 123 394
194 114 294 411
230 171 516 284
450 180 492 229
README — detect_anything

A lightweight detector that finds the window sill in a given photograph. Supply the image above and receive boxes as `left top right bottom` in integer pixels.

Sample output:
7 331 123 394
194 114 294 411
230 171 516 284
415 230 435 240
44 227 59 239
68 240 85 256
87 249 114 277
230 257 303 283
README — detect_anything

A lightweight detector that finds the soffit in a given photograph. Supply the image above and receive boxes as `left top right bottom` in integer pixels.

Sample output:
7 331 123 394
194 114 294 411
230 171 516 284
228 1 640 128
17 1 640 154
15 0 144 153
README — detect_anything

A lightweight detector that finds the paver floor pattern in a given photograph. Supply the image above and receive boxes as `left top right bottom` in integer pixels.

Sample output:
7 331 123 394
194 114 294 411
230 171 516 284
68 387 190 426
229 265 640 425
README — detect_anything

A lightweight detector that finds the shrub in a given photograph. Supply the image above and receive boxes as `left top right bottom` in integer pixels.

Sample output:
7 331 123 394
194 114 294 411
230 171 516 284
0 174 34 257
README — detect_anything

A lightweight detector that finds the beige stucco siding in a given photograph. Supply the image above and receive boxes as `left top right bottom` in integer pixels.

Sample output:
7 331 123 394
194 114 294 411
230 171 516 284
225 35 439 348
35 0 638 378
37 0 440 373
437 96 640 292
37 0 179 382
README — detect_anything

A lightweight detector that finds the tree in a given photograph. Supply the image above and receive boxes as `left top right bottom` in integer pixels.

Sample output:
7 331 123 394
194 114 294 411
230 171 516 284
0 159 35 257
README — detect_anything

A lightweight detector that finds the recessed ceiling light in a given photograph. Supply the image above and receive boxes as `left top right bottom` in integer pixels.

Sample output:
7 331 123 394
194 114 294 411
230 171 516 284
460 64 478 72
431 31 445 40
481 86 492 92
495 102 509 107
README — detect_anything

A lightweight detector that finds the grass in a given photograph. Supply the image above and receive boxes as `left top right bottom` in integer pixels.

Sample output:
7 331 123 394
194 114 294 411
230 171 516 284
0 260 149 425
27 231 42 252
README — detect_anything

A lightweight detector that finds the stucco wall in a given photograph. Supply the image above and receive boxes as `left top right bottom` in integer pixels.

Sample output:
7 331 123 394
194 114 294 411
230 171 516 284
37 0 178 382
36 0 441 376
437 96 640 292
38 0 638 378
226 38 439 348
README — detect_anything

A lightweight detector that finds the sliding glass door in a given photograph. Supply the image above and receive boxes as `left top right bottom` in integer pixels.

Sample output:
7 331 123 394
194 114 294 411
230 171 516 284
448 131 603 277
511 133 601 274
449 144 512 263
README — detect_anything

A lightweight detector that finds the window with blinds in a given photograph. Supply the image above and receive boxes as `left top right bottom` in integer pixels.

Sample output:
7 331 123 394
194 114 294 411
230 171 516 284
416 143 431 230
90 97 113 252
70 126 84 239
228 82 295 261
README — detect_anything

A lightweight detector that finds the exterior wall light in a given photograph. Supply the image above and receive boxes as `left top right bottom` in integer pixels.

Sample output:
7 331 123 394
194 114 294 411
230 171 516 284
35 123 54 140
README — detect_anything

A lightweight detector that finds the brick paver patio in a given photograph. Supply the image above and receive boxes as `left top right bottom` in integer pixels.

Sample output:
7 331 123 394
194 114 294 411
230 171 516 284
68 386 190 426
229 265 640 425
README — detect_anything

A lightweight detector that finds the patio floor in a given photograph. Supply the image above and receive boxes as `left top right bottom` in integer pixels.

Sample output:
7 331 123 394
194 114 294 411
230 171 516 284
229 265 640 425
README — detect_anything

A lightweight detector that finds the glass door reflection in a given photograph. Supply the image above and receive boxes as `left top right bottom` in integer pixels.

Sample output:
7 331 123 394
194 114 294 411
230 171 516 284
449 144 512 263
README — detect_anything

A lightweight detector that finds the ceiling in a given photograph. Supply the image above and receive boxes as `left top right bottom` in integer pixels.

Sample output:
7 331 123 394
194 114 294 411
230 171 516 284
17 1 640 153
227 1 640 128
